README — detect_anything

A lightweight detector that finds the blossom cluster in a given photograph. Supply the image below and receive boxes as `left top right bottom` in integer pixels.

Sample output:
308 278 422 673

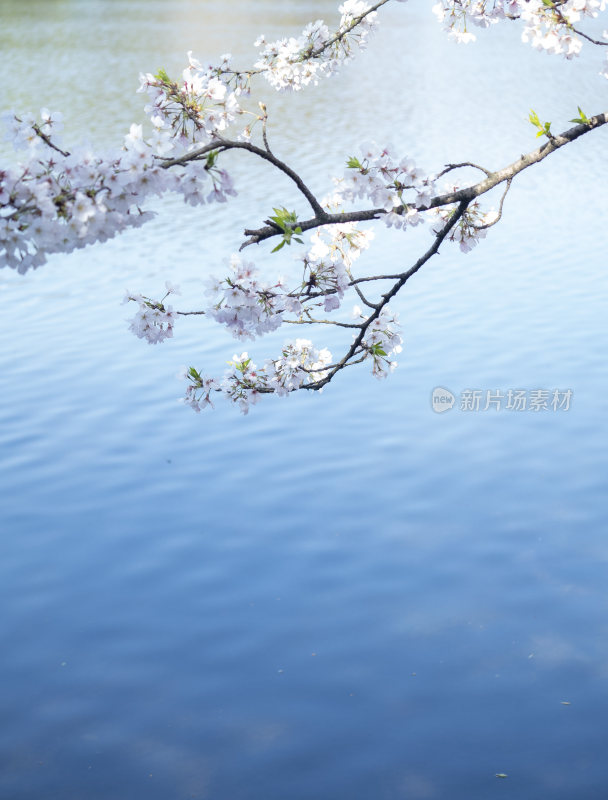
266 339 333 396
0 109 235 273
137 213 403 412
520 0 605 59
300 222 374 311
181 340 333 414
335 143 500 253
432 0 608 72
137 51 243 146
253 0 385 91
335 143 436 230
123 282 181 344
356 306 404 378
431 199 498 253
205 255 301 340
203 222 374 342
432 0 516 44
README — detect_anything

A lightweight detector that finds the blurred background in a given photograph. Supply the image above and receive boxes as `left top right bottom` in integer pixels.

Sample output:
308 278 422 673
1 2 607 798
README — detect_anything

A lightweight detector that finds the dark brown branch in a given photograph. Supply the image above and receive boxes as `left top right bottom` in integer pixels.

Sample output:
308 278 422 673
351 279 378 309
241 208 383 249
350 271 411 284
302 200 469 391
427 112 608 208
570 26 608 46
294 114 608 394
239 111 608 249
161 138 327 219
155 141 220 168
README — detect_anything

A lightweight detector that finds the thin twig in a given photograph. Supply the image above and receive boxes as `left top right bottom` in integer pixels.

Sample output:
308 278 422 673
436 161 492 179
350 272 409 284
352 281 378 309
571 27 608 46
474 178 512 230
301 354 367 373
283 317 362 328
32 123 71 158
258 103 271 152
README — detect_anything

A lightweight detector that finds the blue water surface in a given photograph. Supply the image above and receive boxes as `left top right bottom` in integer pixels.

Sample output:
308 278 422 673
1 2 607 799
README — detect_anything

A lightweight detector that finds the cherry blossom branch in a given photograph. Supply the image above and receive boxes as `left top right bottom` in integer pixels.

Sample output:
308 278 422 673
428 112 608 207
5 0 608 413
309 0 392 58
161 139 327 219
302 200 469 391
239 111 608 249
543 2 608 47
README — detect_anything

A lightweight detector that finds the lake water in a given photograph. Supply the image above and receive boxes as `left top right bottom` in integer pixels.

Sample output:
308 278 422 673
1 2 607 799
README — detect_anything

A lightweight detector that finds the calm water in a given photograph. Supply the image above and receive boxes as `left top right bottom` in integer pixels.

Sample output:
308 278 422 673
1 2 607 799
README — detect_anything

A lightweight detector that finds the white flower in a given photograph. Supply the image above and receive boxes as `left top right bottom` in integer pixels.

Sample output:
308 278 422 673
124 123 146 153
165 281 181 295
324 294 340 312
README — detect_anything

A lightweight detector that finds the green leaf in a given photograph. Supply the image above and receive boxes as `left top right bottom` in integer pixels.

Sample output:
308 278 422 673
570 106 589 124
346 156 362 169
269 206 300 233
205 149 219 168
232 358 251 373
530 111 552 138
268 208 303 251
